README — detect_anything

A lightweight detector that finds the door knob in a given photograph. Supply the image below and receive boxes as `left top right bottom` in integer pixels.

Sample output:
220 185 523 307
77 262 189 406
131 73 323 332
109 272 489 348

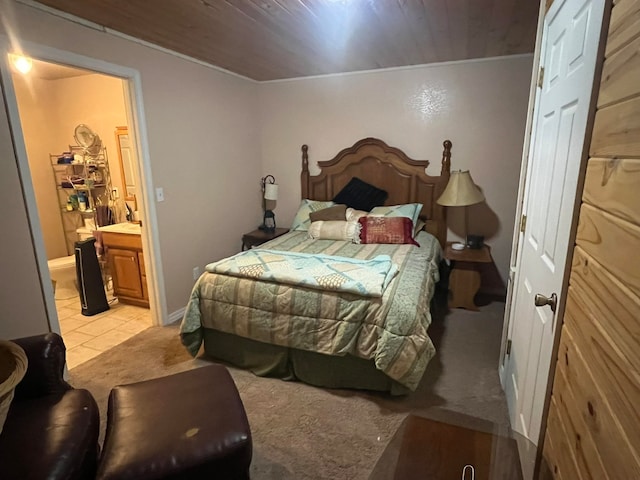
534 293 557 313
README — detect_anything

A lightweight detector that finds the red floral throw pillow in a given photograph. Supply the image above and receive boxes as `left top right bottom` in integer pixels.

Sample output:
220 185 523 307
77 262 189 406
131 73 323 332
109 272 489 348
357 216 419 246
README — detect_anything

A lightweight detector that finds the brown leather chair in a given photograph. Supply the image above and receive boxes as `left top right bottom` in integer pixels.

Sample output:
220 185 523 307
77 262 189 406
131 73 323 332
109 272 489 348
0 333 100 480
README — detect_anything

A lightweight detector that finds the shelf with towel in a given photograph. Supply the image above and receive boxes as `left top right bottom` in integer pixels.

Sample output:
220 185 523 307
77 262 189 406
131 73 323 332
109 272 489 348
51 147 113 255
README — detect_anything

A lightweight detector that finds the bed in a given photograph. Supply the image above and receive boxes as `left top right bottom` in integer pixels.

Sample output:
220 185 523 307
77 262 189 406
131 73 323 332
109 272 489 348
181 137 452 394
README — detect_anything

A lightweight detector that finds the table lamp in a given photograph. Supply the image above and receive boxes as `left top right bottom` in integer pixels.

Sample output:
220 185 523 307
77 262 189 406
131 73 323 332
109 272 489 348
437 170 485 250
261 175 278 233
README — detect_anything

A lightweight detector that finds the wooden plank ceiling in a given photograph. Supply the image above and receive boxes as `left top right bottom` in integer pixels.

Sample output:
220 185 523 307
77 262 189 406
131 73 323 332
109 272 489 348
35 0 539 81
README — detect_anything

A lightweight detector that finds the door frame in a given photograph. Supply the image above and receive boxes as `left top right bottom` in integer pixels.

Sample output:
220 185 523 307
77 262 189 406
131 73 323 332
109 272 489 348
499 0 547 381
499 0 611 448
0 37 168 328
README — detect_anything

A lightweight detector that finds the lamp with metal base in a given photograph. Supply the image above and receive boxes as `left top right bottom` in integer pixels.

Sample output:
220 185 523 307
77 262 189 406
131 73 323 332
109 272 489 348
437 170 485 250
260 175 278 233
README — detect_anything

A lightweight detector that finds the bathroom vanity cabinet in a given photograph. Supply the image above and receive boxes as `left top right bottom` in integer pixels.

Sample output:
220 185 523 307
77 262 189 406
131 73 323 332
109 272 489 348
100 224 149 308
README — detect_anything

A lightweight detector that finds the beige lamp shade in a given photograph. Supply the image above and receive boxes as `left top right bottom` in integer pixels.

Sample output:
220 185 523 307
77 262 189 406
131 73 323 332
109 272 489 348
437 170 484 207
264 183 278 201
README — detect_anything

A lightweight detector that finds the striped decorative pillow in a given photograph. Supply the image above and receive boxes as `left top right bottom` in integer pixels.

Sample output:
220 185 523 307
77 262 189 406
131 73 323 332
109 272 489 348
291 199 335 231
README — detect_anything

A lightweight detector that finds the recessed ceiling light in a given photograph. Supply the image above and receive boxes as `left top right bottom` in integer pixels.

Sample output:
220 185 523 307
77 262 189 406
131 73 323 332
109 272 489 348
9 54 33 74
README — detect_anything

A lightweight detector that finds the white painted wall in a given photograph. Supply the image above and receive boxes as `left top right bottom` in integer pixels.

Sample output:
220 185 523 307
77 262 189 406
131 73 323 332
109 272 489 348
0 0 259 336
13 72 128 260
0 91 50 338
46 74 128 198
0 0 532 340
258 56 533 286
11 76 64 258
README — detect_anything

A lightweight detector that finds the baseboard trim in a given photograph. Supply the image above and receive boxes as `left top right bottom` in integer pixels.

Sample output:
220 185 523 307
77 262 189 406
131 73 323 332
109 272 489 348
167 307 186 325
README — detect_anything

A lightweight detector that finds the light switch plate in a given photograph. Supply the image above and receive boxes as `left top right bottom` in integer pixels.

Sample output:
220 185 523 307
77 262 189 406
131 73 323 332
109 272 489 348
155 187 165 202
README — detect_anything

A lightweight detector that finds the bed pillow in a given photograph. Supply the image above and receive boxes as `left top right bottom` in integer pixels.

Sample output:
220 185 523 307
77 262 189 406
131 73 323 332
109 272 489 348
291 199 335 231
346 207 368 223
369 203 423 229
357 216 419 246
308 220 359 241
414 219 426 237
309 204 347 222
333 177 388 211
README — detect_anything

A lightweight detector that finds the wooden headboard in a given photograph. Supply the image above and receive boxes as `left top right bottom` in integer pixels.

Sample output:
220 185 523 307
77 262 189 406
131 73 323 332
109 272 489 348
301 137 452 248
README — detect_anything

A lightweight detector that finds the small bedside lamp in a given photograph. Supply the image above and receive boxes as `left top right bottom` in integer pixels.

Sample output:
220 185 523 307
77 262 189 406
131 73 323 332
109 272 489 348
261 175 278 233
437 170 485 250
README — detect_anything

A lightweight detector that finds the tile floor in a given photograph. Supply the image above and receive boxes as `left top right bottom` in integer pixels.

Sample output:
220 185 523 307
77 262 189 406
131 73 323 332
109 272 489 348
56 294 152 369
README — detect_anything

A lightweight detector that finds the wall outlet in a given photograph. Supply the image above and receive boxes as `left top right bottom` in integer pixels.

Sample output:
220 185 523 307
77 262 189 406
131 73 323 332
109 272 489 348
192 266 200 280
112 187 119 199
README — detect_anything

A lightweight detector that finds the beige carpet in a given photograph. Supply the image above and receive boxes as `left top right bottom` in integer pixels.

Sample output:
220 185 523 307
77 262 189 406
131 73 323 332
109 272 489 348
69 292 509 479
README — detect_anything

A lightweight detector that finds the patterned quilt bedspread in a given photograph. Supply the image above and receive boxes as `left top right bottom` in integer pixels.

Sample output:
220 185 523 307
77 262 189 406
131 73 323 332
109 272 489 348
206 249 398 297
180 230 441 390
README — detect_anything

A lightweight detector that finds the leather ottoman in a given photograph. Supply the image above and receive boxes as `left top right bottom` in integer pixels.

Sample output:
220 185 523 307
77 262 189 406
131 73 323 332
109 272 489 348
96 365 252 480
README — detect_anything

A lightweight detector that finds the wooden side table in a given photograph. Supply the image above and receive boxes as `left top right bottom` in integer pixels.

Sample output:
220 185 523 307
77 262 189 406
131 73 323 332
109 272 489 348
444 242 492 310
241 227 289 250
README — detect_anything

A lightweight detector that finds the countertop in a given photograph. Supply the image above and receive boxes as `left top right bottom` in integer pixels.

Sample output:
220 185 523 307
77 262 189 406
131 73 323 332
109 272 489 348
98 222 142 235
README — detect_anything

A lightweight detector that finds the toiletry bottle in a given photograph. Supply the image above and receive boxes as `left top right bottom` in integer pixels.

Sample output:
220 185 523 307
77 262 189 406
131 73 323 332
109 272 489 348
66 199 73 211
78 192 87 211
70 194 79 210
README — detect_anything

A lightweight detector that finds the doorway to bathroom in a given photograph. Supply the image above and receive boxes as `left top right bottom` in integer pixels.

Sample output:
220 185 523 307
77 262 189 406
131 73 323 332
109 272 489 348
10 58 152 369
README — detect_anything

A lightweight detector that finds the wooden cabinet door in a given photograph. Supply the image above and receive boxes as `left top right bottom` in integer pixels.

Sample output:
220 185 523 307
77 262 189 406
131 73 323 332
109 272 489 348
108 248 143 298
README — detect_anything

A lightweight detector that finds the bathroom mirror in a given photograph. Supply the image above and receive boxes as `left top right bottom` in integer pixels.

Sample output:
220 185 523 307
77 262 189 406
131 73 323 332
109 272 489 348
114 126 137 208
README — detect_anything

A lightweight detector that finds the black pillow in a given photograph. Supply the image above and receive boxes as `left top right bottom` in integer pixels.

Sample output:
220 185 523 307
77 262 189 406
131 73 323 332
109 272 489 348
333 177 388 211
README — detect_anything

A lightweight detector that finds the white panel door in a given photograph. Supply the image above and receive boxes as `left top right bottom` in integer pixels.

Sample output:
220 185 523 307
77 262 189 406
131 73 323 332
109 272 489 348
504 0 605 444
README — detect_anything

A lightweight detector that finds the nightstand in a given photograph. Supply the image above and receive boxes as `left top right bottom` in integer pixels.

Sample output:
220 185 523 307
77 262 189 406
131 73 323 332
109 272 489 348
444 242 492 310
241 228 289 251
